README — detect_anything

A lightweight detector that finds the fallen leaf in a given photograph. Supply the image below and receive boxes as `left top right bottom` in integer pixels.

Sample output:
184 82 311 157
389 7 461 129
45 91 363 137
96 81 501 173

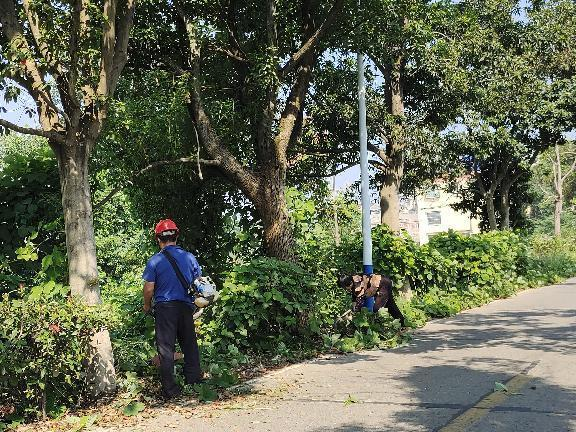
344 394 359 406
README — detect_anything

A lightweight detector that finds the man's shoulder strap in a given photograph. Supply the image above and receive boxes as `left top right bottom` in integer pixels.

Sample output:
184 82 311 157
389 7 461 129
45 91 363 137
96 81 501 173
161 248 190 291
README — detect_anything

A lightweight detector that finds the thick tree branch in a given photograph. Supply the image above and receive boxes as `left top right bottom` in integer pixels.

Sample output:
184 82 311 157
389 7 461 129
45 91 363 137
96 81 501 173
564 158 576 182
67 0 83 112
369 159 388 172
279 0 344 78
292 162 357 179
274 57 314 164
0 118 65 143
266 0 277 48
93 157 220 210
175 0 260 199
473 161 488 197
0 0 60 132
109 0 136 95
560 145 576 183
96 0 117 99
367 142 390 164
22 0 63 75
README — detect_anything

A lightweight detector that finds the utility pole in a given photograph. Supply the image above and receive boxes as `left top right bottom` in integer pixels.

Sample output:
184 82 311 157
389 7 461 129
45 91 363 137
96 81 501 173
332 176 341 247
358 51 374 312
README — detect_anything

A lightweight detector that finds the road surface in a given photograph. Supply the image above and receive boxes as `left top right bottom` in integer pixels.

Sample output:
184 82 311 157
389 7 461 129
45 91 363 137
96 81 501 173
107 278 576 432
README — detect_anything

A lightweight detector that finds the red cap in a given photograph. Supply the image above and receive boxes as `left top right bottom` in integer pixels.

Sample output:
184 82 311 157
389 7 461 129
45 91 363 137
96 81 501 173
154 219 179 237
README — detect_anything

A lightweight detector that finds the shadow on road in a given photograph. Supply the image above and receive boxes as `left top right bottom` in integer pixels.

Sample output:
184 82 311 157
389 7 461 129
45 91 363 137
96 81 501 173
389 364 576 432
395 309 576 355
301 299 576 431
302 363 576 431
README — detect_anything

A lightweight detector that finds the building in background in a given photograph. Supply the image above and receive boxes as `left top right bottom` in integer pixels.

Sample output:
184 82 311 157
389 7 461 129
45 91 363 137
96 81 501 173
370 186 481 244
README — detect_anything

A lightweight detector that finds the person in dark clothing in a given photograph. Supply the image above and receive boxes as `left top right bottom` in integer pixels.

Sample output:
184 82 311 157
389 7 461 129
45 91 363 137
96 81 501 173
143 219 203 399
337 273 406 327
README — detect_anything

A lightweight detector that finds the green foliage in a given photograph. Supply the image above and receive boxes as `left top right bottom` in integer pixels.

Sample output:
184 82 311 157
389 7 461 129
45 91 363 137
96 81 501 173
122 401 145 416
333 227 576 319
326 308 405 353
202 258 321 354
334 225 458 295
286 187 361 273
0 138 62 292
429 230 524 297
0 296 114 421
102 277 157 374
520 232 576 284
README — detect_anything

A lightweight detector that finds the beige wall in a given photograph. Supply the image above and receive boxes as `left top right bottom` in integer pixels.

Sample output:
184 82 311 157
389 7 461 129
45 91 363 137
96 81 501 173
415 189 480 244
396 188 480 244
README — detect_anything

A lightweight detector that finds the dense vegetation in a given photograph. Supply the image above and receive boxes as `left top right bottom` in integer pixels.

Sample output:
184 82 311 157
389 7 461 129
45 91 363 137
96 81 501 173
1 0 575 428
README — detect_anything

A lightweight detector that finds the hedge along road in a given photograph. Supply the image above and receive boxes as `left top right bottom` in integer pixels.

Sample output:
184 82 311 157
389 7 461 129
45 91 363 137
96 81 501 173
109 278 576 432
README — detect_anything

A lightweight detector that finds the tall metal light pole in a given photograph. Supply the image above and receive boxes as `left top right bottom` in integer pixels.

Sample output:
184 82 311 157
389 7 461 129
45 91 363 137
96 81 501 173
357 52 375 311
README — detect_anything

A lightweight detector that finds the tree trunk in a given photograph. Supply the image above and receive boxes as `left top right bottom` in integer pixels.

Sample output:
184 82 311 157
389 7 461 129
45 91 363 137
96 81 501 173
256 182 295 261
500 183 511 230
380 163 402 232
56 140 116 396
485 192 498 231
554 194 562 237
253 165 295 261
58 145 99 302
378 54 405 233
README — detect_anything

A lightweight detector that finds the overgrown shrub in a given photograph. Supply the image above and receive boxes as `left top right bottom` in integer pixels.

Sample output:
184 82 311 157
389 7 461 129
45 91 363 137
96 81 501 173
0 145 62 292
0 296 113 422
201 258 324 354
429 230 525 298
334 226 458 295
102 276 157 374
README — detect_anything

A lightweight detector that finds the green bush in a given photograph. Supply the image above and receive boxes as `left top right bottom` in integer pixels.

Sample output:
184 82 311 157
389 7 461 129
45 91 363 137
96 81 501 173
325 308 405 353
0 145 62 293
201 258 324 354
429 230 525 298
0 296 113 421
102 276 157 374
334 226 458 295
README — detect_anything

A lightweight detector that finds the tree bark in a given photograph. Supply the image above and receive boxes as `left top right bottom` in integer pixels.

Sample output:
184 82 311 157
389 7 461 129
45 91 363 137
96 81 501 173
55 139 116 396
499 182 511 230
485 192 498 231
254 171 295 261
378 54 405 232
379 158 403 232
554 193 562 237
56 142 99 302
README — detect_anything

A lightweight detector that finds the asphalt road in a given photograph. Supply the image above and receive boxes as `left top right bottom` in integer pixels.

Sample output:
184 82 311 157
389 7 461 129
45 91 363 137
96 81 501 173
111 278 576 432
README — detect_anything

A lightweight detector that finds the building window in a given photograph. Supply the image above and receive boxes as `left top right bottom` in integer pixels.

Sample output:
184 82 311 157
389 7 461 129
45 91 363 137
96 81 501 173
426 211 441 226
424 189 440 200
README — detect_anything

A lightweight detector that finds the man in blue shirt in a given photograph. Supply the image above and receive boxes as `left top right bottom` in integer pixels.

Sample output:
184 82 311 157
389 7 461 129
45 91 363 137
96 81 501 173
143 219 202 399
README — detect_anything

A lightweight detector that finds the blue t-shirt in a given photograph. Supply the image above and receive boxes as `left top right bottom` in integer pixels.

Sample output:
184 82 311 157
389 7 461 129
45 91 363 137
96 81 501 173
142 245 202 306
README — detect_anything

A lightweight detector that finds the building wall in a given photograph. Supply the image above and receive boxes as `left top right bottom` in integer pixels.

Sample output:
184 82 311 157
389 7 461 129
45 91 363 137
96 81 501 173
414 189 480 244
369 188 481 244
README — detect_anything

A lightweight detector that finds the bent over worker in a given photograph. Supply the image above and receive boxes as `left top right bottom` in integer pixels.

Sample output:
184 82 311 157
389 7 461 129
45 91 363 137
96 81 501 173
142 219 203 399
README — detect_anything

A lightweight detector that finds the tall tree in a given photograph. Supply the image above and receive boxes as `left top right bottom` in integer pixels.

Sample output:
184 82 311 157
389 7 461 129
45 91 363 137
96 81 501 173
551 143 576 236
531 142 576 236
293 0 465 231
0 0 136 395
126 0 344 260
445 0 576 231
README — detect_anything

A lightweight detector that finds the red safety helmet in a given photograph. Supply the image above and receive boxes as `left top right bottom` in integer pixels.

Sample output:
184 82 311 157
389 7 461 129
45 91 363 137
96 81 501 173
154 219 179 238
